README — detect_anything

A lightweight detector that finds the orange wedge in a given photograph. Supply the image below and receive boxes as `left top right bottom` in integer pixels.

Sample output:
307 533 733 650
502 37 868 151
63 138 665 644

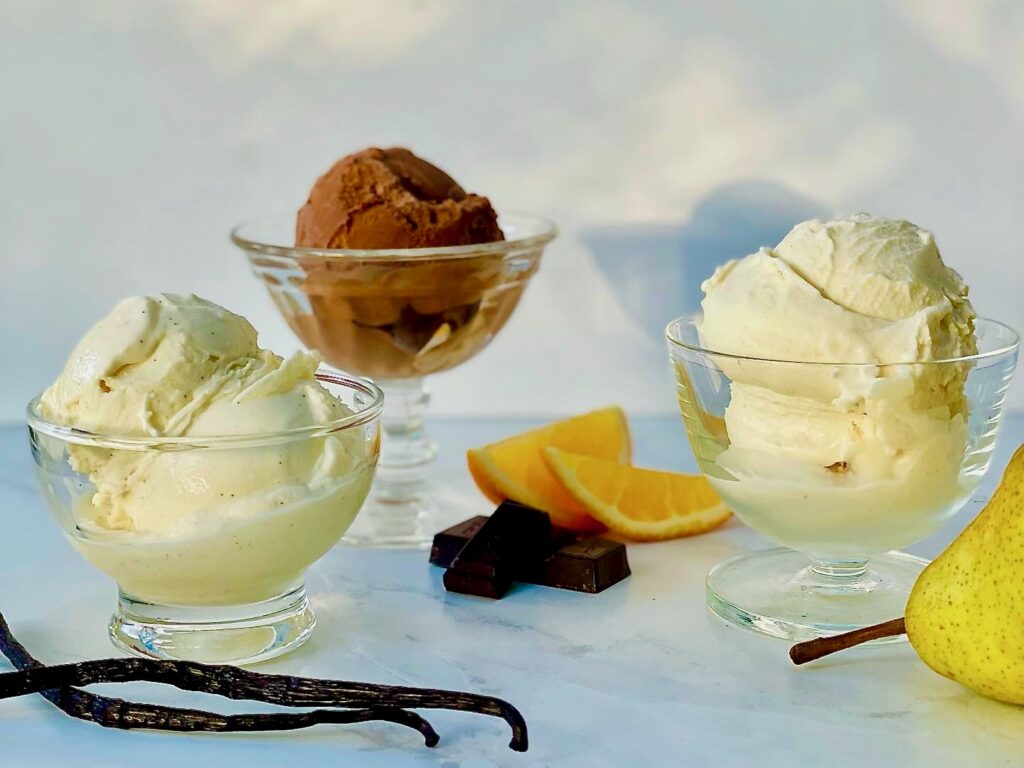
466 407 631 530
542 448 731 541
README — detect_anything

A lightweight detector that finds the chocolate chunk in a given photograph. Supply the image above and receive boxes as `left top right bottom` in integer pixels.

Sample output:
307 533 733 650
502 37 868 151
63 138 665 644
441 569 506 600
432 514 630 595
431 515 573 569
430 516 488 567
442 502 551 599
524 537 631 594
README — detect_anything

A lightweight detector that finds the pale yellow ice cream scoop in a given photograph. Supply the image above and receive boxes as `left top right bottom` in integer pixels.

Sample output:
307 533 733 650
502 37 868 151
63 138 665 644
37 294 375 604
41 293 360 536
41 293 262 435
697 215 977 557
699 215 975 407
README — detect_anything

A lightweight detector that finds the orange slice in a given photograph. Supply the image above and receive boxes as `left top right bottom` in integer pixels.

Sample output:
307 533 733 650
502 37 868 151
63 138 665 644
542 448 731 541
466 407 631 530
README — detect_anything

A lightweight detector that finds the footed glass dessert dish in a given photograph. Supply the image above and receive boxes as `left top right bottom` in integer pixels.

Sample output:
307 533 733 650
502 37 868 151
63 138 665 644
233 212 556 548
667 316 1019 641
28 372 383 664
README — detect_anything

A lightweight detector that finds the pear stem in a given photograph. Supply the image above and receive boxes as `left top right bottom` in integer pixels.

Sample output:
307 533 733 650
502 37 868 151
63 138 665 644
789 618 907 665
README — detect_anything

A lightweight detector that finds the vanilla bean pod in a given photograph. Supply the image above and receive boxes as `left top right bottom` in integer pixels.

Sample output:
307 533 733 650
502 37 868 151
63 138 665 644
0 654 528 751
0 612 438 745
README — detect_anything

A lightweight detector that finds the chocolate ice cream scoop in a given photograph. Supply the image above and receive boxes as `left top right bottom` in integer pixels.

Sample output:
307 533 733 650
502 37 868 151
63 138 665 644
296 147 504 249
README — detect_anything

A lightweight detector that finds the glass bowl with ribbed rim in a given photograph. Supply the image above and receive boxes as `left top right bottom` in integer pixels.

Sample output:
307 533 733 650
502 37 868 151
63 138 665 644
26 371 383 665
666 316 1019 642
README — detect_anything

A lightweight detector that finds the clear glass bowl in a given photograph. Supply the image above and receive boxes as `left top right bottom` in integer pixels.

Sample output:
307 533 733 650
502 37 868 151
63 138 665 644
667 316 1020 641
27 371 383 664
232 212 557 548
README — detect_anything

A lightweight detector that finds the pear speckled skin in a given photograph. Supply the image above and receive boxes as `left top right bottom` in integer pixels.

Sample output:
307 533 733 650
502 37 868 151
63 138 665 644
905 444 1024 704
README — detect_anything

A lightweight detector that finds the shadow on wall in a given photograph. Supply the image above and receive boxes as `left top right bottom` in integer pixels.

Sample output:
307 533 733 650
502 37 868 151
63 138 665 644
582 180 827 345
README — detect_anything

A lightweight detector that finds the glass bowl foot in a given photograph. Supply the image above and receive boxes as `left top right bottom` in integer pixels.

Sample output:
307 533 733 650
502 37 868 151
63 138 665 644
706 548 928 642
110 586 315 664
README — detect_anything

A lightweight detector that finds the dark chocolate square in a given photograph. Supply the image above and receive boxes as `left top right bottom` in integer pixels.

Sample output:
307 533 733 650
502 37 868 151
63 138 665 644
443 502 551 599
527 537 631 594
430 516 488 567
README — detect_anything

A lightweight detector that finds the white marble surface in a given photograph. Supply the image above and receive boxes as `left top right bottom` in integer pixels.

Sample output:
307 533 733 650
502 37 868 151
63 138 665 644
2 414 1024 767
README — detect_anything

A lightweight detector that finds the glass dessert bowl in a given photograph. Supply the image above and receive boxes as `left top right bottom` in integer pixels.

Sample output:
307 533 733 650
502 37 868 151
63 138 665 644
27 371 383 664
233 212 557 548
667 316 1020 641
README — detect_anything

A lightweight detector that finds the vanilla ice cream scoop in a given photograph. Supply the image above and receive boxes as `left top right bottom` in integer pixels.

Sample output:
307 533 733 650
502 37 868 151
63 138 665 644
699 215 975 408
773 217 973 336
40 294 363 539
41 294 262 435
696 216 977 556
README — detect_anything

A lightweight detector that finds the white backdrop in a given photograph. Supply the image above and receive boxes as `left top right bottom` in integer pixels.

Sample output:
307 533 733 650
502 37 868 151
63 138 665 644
2 0 1022 419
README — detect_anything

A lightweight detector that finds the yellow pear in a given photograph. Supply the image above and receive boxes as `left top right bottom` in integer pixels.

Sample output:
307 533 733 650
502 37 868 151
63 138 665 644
904 443 1024 704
